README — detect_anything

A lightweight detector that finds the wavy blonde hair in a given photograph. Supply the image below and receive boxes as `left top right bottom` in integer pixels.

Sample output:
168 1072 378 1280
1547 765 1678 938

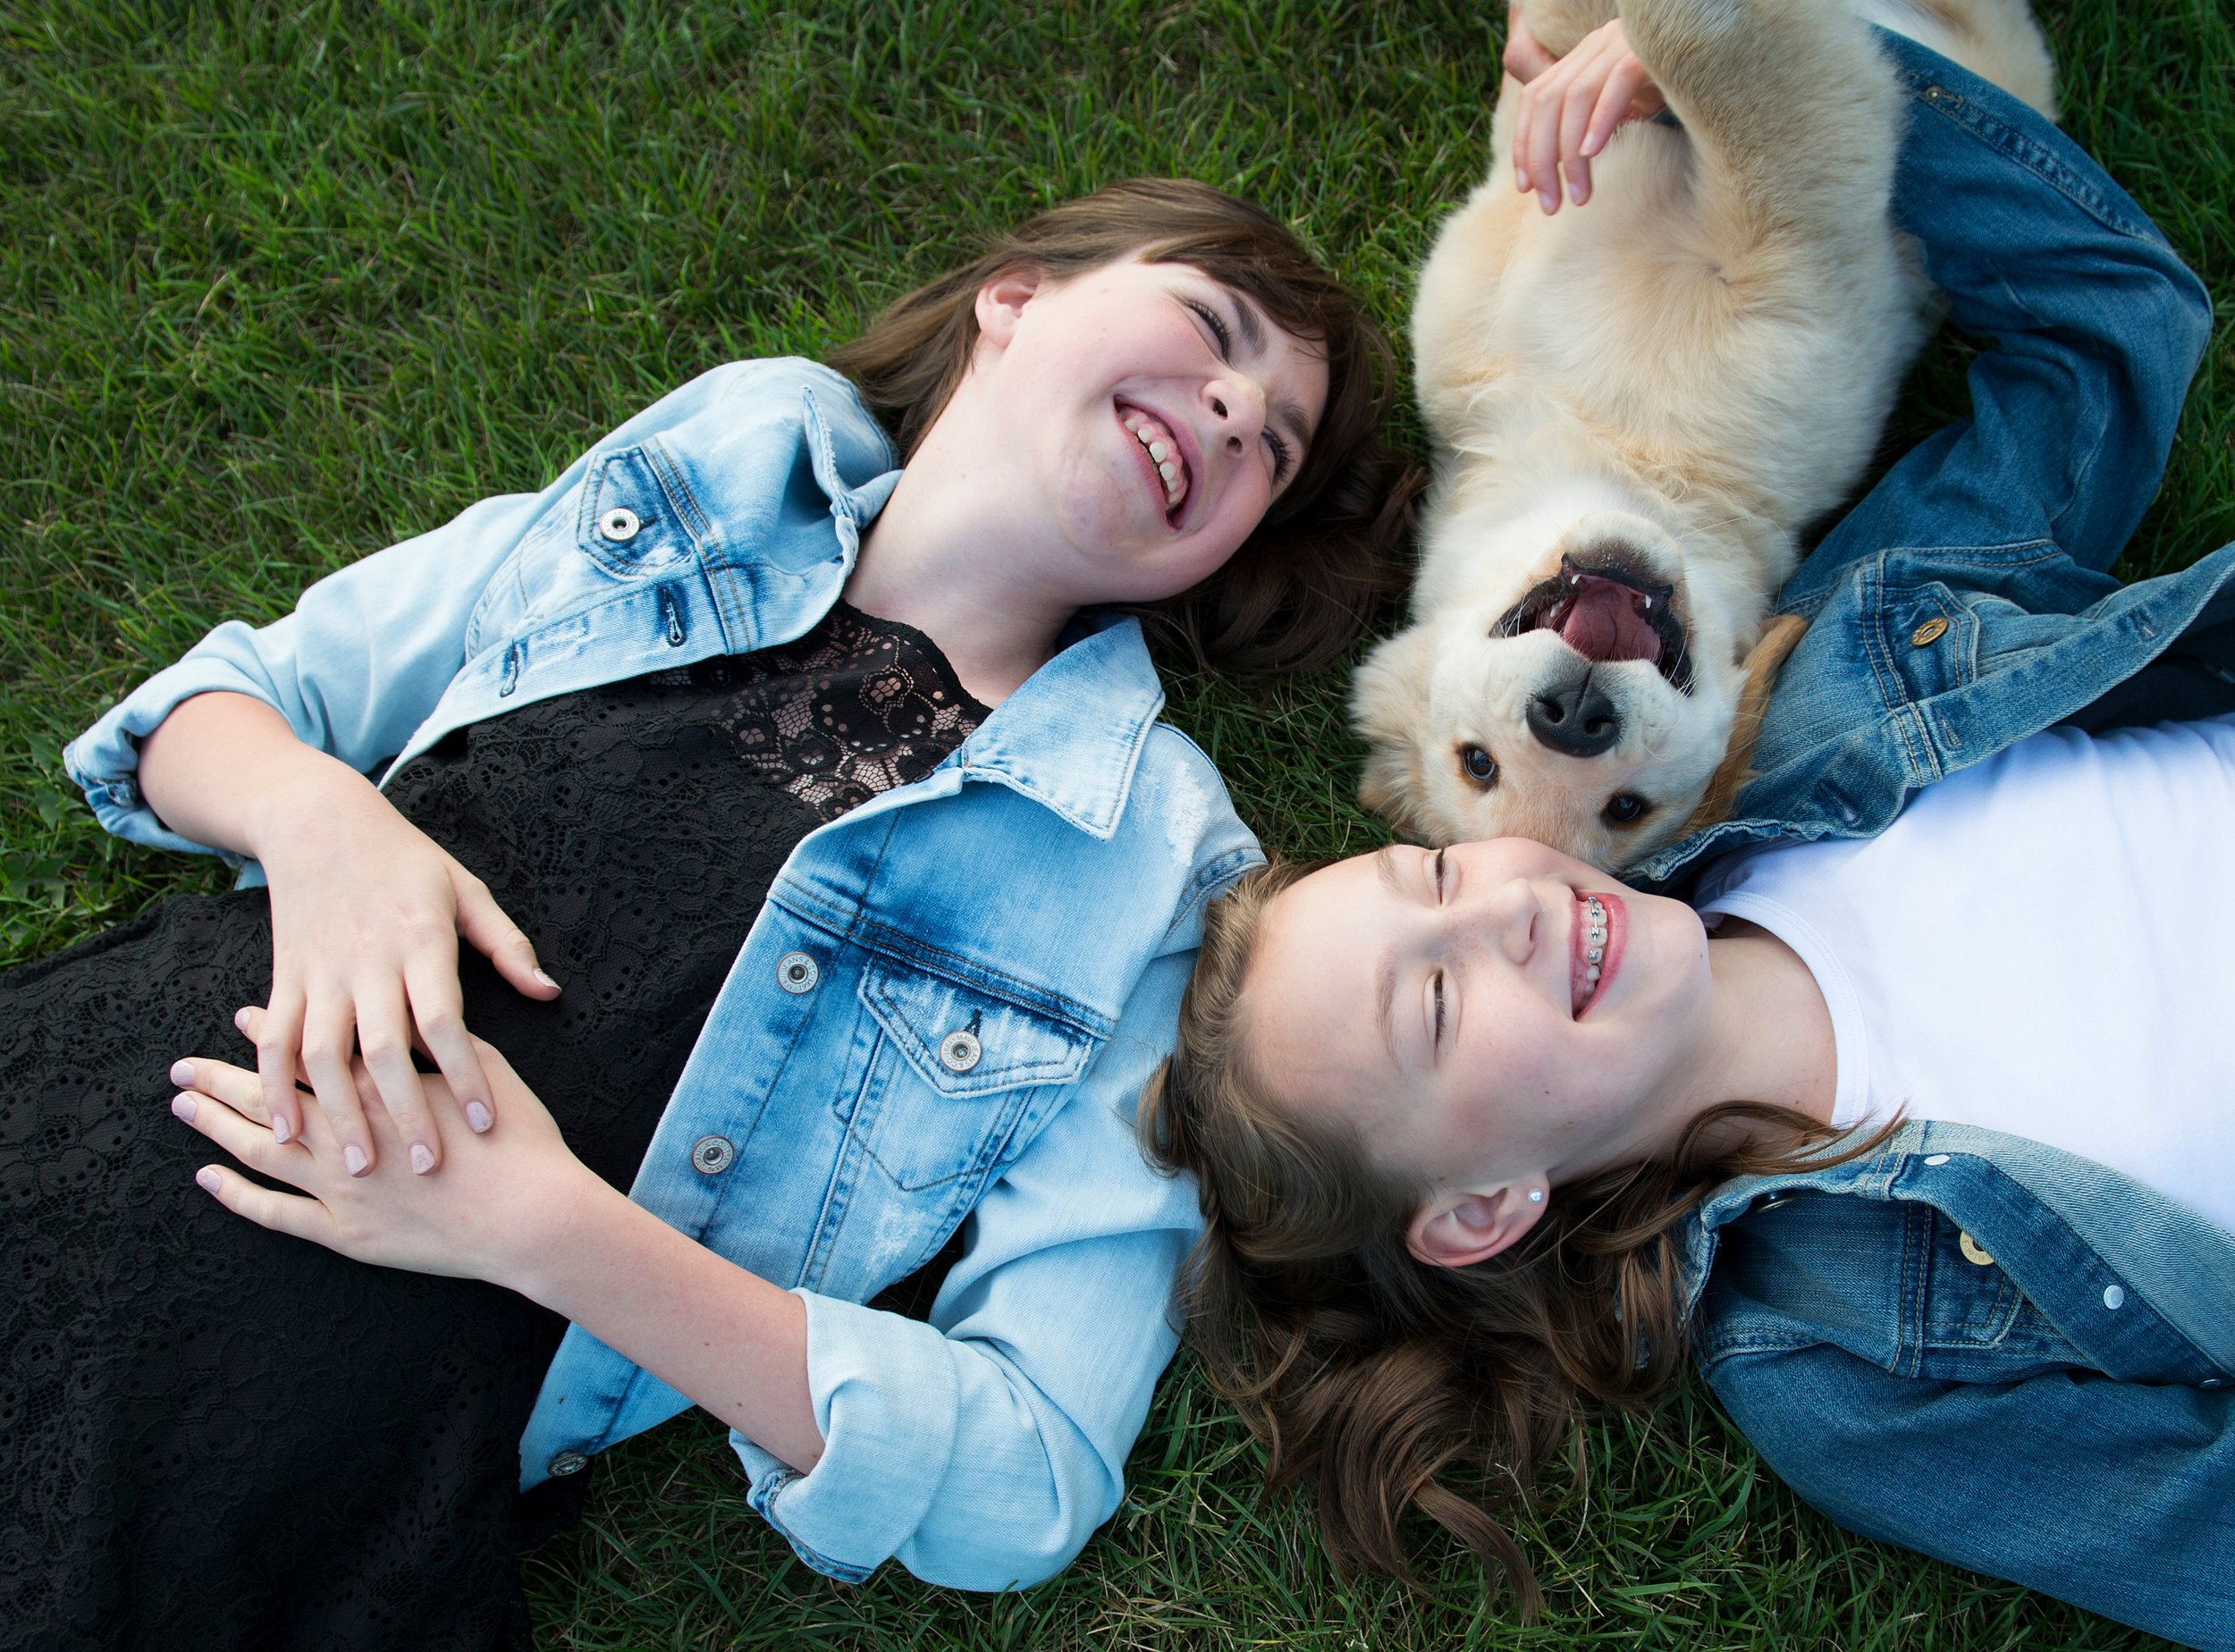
1139 858 1884 1612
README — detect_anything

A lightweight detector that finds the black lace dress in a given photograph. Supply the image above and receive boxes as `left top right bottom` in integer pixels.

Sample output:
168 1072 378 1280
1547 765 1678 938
0 603 987 1652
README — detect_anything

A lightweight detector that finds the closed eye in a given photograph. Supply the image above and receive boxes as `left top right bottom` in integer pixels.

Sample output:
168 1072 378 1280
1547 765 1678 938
1265 426 1294 484
1185 299 1233 359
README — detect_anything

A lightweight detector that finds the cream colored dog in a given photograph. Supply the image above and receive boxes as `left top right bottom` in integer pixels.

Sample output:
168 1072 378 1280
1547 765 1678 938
1355 0 2054 869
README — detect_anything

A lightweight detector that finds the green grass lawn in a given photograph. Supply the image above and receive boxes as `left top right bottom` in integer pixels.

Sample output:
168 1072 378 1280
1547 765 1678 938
4 1 2227 1645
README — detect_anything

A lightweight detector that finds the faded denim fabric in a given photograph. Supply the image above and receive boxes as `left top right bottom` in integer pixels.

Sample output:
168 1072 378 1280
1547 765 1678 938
1634 34 2227 896
1654 39 2235 1648
65 360 1260 1589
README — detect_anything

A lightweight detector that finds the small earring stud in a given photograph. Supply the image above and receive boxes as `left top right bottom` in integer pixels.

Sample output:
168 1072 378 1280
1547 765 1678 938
1526 1187 1546 1204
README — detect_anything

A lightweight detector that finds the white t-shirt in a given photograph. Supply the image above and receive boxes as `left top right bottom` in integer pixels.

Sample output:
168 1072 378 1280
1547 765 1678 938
1694 714 2235 1235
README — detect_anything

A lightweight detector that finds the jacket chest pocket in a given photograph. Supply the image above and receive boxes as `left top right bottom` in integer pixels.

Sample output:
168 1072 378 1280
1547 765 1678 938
839 961 1099 1193
577 443 701 577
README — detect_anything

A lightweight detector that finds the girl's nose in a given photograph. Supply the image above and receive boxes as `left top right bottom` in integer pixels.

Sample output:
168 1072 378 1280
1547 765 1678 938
1205 375 1267 453
1450 875 1541 967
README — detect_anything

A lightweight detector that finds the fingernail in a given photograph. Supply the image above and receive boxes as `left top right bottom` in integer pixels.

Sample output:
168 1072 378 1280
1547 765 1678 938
1581 131 1605 157
1570 178 1587 205
344 1144 368 1176
169 1058 195 1088
532 967 560 990
409 1142 434 1176
233 1006 251 1032
271 1112 291 1144
1540 188 1559 214
195 1167 221 1194
171 1093 197 1122
1514 165 1530 193
465 1100 493 1134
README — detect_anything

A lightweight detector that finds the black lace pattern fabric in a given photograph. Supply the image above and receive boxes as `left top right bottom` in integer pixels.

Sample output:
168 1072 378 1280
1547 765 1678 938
0 603 984 1652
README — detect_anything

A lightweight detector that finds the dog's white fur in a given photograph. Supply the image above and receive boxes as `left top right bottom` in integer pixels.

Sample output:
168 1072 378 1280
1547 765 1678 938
1356 0 2054 869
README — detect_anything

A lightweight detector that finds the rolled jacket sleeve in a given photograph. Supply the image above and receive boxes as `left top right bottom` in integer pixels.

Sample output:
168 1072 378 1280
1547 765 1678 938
730 948 1203 1589
63 490 550 861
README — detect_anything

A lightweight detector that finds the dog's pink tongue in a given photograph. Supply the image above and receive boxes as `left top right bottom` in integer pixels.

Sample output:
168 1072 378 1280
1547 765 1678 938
1556 578 1661 663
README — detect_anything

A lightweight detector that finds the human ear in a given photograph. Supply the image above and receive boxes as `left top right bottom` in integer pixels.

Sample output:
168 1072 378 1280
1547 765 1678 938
973 266 1045 350
1405 1183 1548 1269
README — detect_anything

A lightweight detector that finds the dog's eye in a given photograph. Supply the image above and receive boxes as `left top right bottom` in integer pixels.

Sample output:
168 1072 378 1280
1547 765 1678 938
1604 793 1651 825
1458 745 1497 787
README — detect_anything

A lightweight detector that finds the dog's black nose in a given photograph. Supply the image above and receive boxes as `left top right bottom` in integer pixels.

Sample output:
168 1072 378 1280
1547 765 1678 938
1527 678 1621 757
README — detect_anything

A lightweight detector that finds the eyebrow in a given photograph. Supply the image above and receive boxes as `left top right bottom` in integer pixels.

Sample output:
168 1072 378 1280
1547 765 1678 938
1374 847 1403 1068
1232 294 1319 459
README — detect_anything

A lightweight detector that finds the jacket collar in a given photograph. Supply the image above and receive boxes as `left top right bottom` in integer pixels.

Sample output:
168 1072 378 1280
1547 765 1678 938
955 611 1166 840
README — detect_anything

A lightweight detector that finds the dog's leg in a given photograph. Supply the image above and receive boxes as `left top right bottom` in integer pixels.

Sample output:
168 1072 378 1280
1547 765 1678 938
1621 0 1904 276
1519 0 1622 58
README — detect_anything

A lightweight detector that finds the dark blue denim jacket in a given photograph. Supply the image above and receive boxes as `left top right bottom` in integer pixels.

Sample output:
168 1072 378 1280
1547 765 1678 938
1649 38 2233 1649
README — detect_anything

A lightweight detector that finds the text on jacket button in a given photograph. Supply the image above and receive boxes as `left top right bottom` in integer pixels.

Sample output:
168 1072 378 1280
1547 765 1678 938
1910 617 1949 646
546 1451 589 1477
939 1029 983 1073
776 951 819 993
1957 1231 1995 1267
2102 1285 2126 1311
598 506 642 543
691 1135 735 1176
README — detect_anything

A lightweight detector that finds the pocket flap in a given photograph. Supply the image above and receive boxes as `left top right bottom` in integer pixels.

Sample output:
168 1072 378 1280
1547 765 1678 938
858 963 1096 1096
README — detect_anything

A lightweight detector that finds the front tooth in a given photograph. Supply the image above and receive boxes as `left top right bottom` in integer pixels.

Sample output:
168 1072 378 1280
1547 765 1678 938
1149 441 1170 461
1159 460 1177 482
1587 965 1600 982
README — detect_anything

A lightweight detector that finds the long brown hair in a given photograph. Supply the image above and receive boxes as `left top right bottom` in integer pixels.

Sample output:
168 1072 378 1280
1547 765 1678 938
828 179 1415 675
1139 859 1887 1613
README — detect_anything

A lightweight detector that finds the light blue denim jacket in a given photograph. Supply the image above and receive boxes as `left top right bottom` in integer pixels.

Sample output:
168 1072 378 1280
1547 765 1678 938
64 358 1261 1589
1651 40 2234 1648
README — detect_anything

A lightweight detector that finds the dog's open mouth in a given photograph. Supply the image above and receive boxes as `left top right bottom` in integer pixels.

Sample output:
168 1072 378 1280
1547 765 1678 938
1494 551 1694 694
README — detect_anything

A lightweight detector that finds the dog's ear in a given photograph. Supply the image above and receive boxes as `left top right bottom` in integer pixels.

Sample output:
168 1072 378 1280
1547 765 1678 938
1680 613 1809 836
1351 627 1439 835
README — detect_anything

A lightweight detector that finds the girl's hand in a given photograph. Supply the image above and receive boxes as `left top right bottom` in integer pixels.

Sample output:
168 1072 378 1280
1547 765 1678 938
137 690 560 1176
169 1030 585 1289
1505 7 1666 215
250 774 557 1177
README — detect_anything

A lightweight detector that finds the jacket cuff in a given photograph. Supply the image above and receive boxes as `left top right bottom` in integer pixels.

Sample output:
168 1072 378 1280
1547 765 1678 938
730 1290 961 1584
63 633 276 863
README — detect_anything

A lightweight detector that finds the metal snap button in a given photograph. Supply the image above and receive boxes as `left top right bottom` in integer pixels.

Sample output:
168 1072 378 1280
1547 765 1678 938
111 780 137 807
691 1134 735 1176
546 1451 589 1477
2102 1284 2126 1311
1923 1153 1951 1167
938 1029 983 1074
1957 1231 1995 1267
776 951 819 994
598 505 642 543
1910 617 1949 646
2203 1378 2227 1390
1755 1194 1793 1213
